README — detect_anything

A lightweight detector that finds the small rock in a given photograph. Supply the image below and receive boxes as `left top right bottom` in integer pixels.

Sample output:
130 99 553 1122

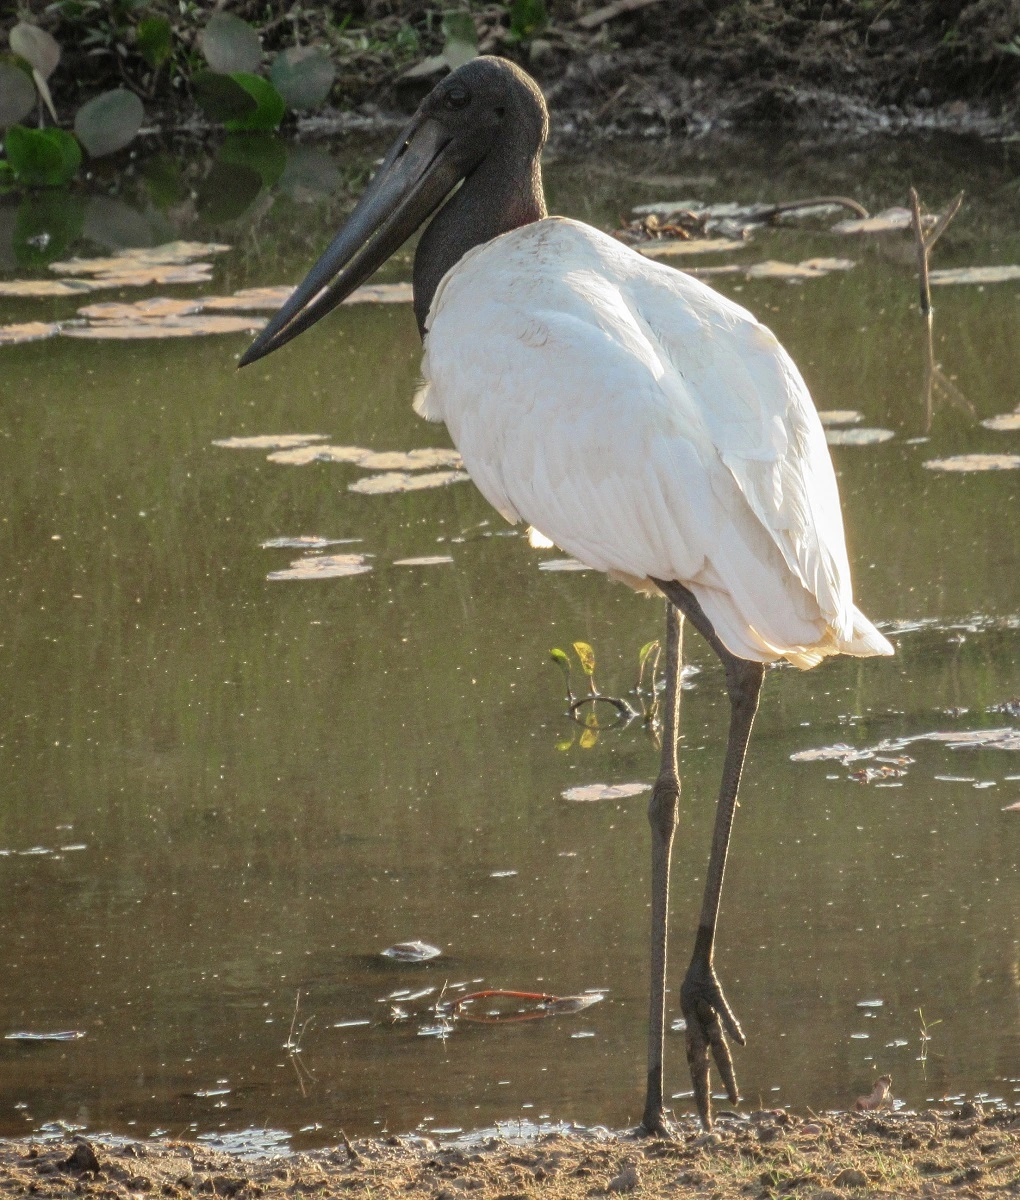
63 1141 101 1174
606 1164 640 1194
692 1132 722 1149
950 1166 984 1185
801 1124 823 1136
833 1168 869 1189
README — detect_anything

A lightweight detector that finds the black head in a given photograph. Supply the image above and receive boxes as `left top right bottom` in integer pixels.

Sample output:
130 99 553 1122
239 57 548 367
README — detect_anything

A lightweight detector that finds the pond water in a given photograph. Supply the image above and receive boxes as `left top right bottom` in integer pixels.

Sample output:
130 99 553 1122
0 129 1018 1150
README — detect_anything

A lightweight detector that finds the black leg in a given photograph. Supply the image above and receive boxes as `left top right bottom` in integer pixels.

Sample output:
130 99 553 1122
640 602 683 1137
653 579 765 1130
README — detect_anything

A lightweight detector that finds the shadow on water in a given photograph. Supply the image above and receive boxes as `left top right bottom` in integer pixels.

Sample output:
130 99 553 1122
0 128 1018 1147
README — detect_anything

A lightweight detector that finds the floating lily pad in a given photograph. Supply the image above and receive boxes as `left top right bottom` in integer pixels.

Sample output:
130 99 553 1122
818 410 864 426
0 278 95 298
270 45 335 111
981 413 1020 431
78 297 203 321
358 448 463 471
563 782 651 802
9 23 61 79
74 89 144 158
0 321 59 344
266 552 372 581
825 427 895 446
266 443 369 465
923 454 1020 472
199 13 262 74
261 536 359 549
638 237 748 259
348 470 469 494
929 265 1020 286
392 555 454 566
380 940 441 962
63 314 265 339
213 434 327 450
539 558 590 572
0 62 36 128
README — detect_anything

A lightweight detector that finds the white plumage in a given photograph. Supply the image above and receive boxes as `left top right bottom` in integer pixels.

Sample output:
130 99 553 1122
415 216 892 670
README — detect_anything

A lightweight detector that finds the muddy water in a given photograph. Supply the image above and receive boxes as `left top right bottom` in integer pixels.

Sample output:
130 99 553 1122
0 132 1018 1149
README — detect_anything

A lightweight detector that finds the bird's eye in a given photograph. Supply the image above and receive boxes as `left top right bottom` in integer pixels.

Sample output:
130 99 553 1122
445 86 471 109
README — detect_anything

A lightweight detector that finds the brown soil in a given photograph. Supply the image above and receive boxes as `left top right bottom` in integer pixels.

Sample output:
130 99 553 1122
3 1107 1019 1200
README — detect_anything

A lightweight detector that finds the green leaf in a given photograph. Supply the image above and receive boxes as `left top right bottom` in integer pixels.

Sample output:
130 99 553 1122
192 70 258 123
218 132 286 187
136 15 172 69
74 88 144 157
550 647 571 669
13 190 85 265
0 60 36 127
199 13 262 74
4 125 81 187
223 74 285 132
9 23 61 80
508 0 548 42
572 641 596 677
270 45 335 111
637 640 658 669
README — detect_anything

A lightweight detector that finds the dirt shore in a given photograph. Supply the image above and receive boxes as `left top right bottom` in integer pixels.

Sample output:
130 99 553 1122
2 1107 1018 1200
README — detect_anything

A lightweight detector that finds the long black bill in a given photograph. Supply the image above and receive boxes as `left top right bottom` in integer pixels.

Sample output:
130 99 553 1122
238 117 461 368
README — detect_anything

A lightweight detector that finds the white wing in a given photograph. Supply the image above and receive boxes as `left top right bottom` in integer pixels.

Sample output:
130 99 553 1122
419 217 892 668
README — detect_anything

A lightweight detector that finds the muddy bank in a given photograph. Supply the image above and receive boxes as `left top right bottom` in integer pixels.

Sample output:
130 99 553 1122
3 1108 1019 1200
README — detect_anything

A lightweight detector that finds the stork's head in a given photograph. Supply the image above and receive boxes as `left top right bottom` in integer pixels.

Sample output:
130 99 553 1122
239 57 548 366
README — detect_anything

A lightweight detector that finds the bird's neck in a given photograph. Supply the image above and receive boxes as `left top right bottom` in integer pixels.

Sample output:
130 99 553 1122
412 133 546 335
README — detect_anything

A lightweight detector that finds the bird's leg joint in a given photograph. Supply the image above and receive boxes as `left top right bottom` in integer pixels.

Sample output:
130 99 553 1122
647 771 679 844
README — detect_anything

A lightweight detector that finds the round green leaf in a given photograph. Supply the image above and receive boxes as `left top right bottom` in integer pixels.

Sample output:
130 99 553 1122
14 191 85 266
199 13 261 74
4 125 81 187
223 73 285 132
0 61 36 127
270 45 335 111
9 22 60 80
192 70 258 123
74 89 144 157
135 15 172 69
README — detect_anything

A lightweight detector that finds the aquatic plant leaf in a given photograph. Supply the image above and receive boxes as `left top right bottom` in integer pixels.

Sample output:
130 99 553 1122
818 409 864 426
4 125 81 187
270 46 335 111
136 15 172 68
981 413 1020 431
539 557 590 571
266 443 369 464
217 133 286 188
199 13 262 74
8 23 60 79
74 89 144 158
562 782 651 802
78 297 202 321
929 265 1020 285
392 556 454 566
192 70 258 123
0 320 59 344
223 74 285 133
358 448 463 471
196 160 261 223
213 434 328 450
0 62 36 127
62 314 265 339
0 278 94 297
550 648 571 668
923 453 1020 472
572 642 596 676
578 726 598 749
266 552 372 581
347 469 469 494
825 427 895 446
380 940 441 962
638 237 748 258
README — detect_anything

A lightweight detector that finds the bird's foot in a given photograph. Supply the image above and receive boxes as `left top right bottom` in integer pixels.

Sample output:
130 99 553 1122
637 1109 679 1139
680 964 745 1130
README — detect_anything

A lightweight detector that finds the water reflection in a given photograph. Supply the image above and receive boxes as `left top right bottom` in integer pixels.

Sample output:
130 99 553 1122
0 129 1018 1146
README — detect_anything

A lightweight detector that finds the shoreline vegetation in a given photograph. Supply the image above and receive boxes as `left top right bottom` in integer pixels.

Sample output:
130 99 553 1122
0 0 1018 187
1 1106 1019 1200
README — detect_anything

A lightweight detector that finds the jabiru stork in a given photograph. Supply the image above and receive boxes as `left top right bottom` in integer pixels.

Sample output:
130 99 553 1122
239 56 893 1134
